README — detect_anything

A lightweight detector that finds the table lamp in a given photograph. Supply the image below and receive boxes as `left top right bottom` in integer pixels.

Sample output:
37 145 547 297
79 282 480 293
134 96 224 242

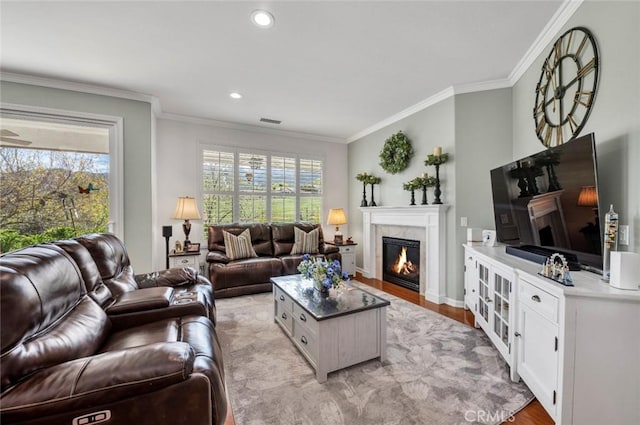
172 196 201 247
327 208 347 244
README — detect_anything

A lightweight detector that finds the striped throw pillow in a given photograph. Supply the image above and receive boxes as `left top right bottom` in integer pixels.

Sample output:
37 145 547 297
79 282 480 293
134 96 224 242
290 227 319 255
223 229 258 260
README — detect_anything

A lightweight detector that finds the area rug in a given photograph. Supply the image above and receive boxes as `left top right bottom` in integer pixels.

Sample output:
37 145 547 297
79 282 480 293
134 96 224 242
216 283 533 425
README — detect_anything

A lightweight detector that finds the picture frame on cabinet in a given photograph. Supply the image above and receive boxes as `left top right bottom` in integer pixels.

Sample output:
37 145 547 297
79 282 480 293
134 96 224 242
186 243 200 252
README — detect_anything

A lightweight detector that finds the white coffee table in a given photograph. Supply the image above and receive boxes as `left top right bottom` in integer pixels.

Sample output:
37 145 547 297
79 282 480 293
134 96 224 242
271 274 390 383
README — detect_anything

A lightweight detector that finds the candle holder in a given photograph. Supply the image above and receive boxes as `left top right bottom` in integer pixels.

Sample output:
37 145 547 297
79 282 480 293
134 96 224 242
356 172 370 207
403 178 421 206
425 153 449 205
416 176 436 205
360 181 368 207
369 176 381 207
356 173 381 207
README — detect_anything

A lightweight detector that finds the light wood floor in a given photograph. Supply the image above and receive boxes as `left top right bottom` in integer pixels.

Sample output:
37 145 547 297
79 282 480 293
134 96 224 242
224 274 555 425
356 273 555 425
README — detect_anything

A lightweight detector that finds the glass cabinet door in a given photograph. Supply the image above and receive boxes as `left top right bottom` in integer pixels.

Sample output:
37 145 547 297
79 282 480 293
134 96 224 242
492 273 511 348
477 263 490 323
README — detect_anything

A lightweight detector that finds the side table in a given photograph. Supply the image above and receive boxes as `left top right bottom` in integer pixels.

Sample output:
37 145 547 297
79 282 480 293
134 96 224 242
326 242 357 276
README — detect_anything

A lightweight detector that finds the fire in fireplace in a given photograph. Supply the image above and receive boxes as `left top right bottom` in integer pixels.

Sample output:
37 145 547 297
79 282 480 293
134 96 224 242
382 237 420 292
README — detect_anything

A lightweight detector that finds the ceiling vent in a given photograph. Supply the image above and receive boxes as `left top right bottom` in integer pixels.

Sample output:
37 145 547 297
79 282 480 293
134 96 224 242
260 118 281 125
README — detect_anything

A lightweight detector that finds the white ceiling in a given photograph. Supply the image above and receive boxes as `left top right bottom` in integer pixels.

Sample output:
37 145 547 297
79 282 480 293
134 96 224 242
0 1 564 142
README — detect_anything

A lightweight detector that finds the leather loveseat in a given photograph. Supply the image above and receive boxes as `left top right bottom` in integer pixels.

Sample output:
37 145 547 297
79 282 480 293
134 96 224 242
0 235 227 425
207 222 340 298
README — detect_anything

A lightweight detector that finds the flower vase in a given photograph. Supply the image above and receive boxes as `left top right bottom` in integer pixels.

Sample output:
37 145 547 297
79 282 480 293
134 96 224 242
314 282 330 298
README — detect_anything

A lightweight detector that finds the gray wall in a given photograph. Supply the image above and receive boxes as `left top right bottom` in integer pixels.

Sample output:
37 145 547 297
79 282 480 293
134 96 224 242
512 1 640 253
0 81 155 271
348 97 458 300
453 88 513 300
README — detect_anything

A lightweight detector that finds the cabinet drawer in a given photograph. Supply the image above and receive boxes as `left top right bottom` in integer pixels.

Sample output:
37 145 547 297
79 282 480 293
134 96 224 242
274 286 293 314
293 303 319 336
520 279 559 323
293 321 318 365
340 246 355 254
170 255 198 268
275 302 293 334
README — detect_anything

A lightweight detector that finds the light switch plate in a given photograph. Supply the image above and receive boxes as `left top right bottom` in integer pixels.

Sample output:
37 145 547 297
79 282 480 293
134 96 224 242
460 217 468 227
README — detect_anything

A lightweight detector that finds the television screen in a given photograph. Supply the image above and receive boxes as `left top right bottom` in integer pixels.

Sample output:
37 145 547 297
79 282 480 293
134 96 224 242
490 133 602 271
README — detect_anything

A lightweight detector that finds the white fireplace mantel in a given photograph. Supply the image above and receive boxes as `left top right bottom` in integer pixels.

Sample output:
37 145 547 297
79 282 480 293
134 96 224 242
360 205 449 304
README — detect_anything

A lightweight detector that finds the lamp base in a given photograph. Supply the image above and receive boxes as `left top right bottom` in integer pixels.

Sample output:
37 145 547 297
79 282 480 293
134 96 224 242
334 231 343 245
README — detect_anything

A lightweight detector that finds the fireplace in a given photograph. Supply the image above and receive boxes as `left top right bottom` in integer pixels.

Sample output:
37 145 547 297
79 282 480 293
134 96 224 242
382 236 420 292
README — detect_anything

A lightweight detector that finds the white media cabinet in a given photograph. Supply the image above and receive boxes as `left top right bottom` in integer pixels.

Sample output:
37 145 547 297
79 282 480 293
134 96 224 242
464 244 639 425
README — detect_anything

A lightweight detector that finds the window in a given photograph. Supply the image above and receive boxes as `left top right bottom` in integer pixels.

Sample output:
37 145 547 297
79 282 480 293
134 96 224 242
201 147 323 229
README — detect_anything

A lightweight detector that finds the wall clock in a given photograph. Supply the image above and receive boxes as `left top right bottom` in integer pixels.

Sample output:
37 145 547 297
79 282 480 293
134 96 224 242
533 27 599 147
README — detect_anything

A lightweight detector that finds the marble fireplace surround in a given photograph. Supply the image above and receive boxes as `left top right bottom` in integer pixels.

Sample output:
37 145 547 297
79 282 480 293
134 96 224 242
360 205 449 304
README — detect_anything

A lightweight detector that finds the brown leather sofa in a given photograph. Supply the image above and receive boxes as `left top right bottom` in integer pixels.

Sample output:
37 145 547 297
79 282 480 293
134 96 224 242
0 238 227 425
207 222 340 298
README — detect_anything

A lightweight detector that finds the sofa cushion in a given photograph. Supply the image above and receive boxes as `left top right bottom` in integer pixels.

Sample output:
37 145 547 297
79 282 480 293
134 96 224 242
290 226 319 255
272 222 325 256
223 228 258 260
208 224 273 257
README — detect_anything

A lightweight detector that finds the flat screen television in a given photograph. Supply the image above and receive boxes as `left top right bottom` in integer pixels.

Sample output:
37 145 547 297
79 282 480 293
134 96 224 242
490 133 602 272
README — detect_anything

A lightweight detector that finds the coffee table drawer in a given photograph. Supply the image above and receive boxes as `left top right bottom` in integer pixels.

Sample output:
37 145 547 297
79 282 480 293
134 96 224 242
274 286 293 314
275 303 293 334
293 323 318 366
293 303 319 336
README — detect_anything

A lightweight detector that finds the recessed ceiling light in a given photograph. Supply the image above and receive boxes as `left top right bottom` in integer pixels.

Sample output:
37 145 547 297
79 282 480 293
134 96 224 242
250 10 274 28
229 92 243 99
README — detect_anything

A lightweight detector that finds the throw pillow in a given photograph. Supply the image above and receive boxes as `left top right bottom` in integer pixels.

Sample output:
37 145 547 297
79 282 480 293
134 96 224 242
223 229 258 261
290 227 319 255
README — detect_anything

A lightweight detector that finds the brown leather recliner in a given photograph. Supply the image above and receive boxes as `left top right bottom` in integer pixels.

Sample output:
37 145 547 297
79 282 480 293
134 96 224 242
73 233 216 326
0 244 227 425
207 222 341 298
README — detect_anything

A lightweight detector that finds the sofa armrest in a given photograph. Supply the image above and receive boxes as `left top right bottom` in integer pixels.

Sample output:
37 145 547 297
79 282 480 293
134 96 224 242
0 342 194 422
104 287 173 314
320 243 339 255
135 267 205 288
207 250 230 264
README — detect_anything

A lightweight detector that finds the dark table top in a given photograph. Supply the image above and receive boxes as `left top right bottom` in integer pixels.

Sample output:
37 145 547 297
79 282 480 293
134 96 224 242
271 274 390 321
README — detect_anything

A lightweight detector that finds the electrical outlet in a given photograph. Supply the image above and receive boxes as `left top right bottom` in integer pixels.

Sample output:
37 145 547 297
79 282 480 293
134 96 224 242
460 217 468 227
619 224 629 246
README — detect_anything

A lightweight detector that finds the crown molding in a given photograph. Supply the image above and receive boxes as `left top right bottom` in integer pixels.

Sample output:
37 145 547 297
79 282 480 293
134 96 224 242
508 0 584 84
159 112 346 145
453 78 512 95
346 86 454 143
0 72 162 115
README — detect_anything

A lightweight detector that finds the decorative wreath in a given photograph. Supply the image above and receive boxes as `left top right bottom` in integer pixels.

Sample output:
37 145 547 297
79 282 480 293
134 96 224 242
379 131 413 174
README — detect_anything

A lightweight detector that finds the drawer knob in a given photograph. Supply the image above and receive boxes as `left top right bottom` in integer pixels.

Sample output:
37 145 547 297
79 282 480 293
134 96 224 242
281 312 287 320
531 295 541 303
300 336 308 345
181 259 189 264
514 332 521 337
279 295 285 301
299 313 307 322
485 297 492 303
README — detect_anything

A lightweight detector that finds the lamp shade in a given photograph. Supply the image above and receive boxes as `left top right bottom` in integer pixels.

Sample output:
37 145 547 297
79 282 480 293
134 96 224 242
577 186 598 207
327 208 347 226
171 196 202 220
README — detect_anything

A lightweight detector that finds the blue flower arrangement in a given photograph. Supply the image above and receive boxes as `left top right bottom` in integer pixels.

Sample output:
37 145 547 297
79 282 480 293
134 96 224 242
297 254 349 291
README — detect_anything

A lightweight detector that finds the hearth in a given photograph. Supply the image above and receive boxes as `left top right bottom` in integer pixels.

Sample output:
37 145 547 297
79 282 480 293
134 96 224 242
382 236 420 292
